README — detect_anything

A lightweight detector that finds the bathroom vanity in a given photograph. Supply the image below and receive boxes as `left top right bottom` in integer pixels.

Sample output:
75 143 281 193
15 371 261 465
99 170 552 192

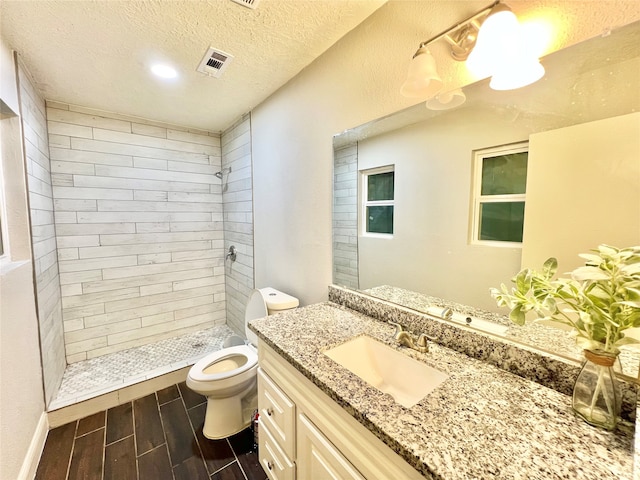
249 292 637 479
256 343 424 479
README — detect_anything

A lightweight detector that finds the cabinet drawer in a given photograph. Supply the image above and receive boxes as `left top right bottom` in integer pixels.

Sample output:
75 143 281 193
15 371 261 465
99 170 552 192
258 367 296 458
259 422 295 480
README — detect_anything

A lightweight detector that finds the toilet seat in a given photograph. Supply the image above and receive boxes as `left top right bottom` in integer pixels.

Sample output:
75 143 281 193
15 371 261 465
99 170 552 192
189 345 257 383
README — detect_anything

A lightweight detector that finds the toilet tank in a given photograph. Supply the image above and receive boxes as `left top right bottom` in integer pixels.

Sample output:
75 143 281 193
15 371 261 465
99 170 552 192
245 288 299 346
259 287 299 314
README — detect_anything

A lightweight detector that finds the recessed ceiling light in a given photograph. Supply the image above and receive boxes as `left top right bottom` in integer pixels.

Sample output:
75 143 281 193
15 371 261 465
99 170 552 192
151 64 177 79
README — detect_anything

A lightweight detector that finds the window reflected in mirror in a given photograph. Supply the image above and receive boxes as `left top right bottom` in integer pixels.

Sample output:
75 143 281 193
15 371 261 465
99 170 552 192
472 143 528 245
362 166 394 236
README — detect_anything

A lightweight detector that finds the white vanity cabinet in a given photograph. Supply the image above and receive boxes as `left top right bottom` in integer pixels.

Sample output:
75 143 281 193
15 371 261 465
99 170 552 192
257 368 296 480
258 369 296 458
297 413 365 479
258 420 295 480
257 341 426 480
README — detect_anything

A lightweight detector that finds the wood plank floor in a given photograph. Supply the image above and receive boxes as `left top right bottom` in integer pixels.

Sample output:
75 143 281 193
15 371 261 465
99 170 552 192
36 382 267 480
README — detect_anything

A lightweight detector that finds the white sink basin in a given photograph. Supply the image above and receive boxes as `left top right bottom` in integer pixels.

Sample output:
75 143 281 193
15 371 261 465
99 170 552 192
323 335 448 408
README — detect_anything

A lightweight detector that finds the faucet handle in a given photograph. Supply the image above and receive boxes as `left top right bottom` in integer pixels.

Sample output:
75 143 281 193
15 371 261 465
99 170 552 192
416 333 432 353
389 321 404 336
441 307 453 320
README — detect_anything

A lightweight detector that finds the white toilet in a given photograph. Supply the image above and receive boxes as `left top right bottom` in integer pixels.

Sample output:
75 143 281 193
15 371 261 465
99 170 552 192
186 287 299 439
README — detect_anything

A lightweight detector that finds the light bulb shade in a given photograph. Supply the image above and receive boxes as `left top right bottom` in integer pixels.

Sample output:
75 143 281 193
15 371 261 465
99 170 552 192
400 47 443 98
425 89 466 110
467 3 545 90
466 4 521 79
490 59 545 90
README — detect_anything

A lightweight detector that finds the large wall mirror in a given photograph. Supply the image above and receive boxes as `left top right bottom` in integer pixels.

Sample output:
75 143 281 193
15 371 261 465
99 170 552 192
332 21 640 377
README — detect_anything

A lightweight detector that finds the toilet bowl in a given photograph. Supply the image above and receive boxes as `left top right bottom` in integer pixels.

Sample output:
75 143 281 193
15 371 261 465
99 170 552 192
186 287 298 439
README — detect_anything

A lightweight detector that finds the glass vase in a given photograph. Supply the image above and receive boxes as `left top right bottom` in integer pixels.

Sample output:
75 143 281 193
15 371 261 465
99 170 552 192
572 349 621 431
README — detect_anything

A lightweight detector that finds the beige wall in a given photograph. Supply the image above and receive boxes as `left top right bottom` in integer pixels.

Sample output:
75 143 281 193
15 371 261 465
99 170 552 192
0 37 45 480
251 1 640 306
522 112 640 270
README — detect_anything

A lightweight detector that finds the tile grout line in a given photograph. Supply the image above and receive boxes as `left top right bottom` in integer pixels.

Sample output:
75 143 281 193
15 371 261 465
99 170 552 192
227 436 250 480
105 432 134 448
154 391 177 480
75 426 105 439
132 400 141 480
64 420 80 480
209 460 239 476
137 443 170 455
100 425 106 480
99 410 107 480
178 383 210 475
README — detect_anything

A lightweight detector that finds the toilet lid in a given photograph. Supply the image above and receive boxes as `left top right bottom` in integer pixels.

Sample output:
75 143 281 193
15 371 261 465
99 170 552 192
189 345 257 382
244 289 266 345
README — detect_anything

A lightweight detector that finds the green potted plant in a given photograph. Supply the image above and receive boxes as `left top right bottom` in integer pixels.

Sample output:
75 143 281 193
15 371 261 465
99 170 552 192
491 244 640 430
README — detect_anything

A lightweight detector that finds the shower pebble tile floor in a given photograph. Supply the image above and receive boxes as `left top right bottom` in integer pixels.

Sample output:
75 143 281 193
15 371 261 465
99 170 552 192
51 325 236 410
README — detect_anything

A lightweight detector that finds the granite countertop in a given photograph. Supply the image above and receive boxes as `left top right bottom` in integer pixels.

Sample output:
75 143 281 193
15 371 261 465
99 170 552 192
250 302 635 480
363 285 640 378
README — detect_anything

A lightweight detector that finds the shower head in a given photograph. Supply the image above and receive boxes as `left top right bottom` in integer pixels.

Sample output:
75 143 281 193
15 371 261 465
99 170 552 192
215 171 223 179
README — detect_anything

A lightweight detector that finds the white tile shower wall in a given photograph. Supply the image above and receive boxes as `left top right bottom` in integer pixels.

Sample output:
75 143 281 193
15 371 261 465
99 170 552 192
221 114 254 335
333 143 358 289
18 61 66 405
46 102 226 362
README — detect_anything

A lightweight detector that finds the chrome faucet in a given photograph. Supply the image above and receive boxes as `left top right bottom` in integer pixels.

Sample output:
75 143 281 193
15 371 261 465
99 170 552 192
389 322 430 353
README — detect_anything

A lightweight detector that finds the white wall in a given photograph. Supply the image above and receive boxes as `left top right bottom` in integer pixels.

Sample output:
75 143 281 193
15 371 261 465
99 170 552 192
0 38 18 113
251 1 640 306
356 109 530 312
0 37 45 480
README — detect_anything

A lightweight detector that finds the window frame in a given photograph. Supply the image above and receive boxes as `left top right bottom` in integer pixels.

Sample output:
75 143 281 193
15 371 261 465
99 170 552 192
470 142 529 247
360 165 395 238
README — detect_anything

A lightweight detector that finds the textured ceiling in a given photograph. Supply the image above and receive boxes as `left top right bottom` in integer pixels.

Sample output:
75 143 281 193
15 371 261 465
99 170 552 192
0 0 386 132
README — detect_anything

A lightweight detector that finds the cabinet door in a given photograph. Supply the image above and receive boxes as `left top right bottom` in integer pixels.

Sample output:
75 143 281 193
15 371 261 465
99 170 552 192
297 414 365 480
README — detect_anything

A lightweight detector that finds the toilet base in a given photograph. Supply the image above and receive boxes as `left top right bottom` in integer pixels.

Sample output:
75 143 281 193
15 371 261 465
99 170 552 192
202 386 257 440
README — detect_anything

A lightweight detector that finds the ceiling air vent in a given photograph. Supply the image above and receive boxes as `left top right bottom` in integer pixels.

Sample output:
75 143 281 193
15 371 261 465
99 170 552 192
196 47 234 78
230 0 260 9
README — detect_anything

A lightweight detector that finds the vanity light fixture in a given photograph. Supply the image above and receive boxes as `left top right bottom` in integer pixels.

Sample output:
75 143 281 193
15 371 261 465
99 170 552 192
399 46 443 98
466 3 545 90
425 89 466 111
400 1 545 103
